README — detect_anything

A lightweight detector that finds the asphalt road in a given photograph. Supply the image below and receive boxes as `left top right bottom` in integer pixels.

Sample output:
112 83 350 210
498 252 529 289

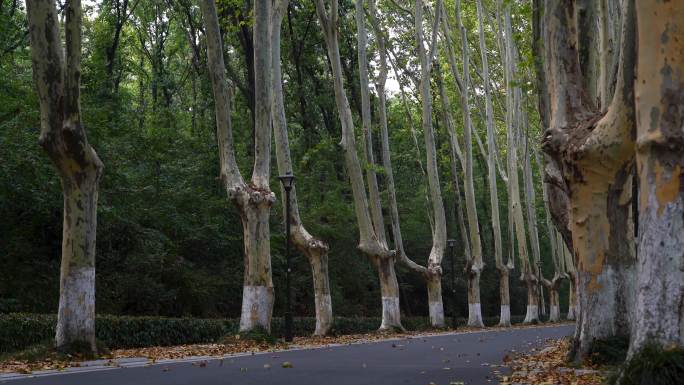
7 324 573 385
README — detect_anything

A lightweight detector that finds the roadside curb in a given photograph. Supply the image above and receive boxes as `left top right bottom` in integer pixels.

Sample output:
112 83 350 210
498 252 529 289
0 323 574 382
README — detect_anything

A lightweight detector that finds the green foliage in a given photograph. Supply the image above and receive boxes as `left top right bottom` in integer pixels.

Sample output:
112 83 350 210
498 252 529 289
0 313 527 354
608 344 684 385
0 0 557 334
236 327 277 345
587 335 630 366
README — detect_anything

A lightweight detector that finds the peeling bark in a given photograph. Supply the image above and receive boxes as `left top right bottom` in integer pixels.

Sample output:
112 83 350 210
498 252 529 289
201 0 276 333
630 0 684 355
26 0 104 353
540 0 637 359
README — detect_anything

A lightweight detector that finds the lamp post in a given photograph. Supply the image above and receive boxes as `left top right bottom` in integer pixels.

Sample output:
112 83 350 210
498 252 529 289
278 171 295 342
447 239 457 329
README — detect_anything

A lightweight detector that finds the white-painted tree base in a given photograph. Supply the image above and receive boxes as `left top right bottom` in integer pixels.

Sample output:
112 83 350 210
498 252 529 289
498 305 511 327
566 305 577 320
56 266 96 350
429 301 445 328
239 285 274 332
379 296 403 331
468 303 484 327
549 305 560 322
523 305 539 324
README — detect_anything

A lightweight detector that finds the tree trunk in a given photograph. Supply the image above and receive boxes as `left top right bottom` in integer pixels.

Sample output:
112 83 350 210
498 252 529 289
415 0 446 328
475 1 504 320
271 0 332 336
522 130 545 318
452 0 485 328
630 0 684 355
201 0 276 333
548 288 560 322
567 275 578 320
355 0 386 248
540 0 637 360
370 0 441 328
559 229 578 320
26 0 104 354
524 279 540 324
315 0 399 331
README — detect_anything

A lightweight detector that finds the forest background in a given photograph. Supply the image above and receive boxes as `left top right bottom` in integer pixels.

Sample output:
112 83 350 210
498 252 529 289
0 0 559 322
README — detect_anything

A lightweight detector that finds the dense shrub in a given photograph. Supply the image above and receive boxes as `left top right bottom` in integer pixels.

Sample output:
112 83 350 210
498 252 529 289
0 313 535 354
609 344 684 385
587 335 630 366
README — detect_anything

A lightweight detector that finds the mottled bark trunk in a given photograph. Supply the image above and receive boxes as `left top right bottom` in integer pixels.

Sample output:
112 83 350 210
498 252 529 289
524 279 540 324
201 0 275 333
498 268 511 326
377 257 402 331
26 0 103 353
55 172 100 351
541 0 637 359
467 269 484 327
238 199 275 331
630 0 684 355
272 0 332 336
307 247 332 335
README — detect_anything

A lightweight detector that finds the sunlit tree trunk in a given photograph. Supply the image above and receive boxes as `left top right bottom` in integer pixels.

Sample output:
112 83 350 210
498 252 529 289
316 0 400 331
201 0 276 333
271 0 332 336
629 0 684 355
26 0 104 354
540 0 636 360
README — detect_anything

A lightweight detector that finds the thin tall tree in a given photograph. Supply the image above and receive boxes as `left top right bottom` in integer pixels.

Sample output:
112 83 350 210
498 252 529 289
271 0 332 336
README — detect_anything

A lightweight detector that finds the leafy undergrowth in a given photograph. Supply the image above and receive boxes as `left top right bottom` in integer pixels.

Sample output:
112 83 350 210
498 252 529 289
0 321 572 374
500 337 605 385
607 343 684 385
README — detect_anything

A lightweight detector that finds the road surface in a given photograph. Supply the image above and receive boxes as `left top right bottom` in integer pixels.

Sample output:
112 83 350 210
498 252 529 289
5 324 573 385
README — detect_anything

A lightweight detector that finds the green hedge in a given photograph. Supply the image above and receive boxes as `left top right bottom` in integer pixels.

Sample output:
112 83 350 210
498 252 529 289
0 313 528 353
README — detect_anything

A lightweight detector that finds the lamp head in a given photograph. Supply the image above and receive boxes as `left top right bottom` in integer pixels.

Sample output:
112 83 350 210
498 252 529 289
278 171 295 192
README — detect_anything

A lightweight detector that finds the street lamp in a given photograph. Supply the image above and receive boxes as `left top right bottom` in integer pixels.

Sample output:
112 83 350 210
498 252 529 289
447 239 458 329
278 171 295 342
